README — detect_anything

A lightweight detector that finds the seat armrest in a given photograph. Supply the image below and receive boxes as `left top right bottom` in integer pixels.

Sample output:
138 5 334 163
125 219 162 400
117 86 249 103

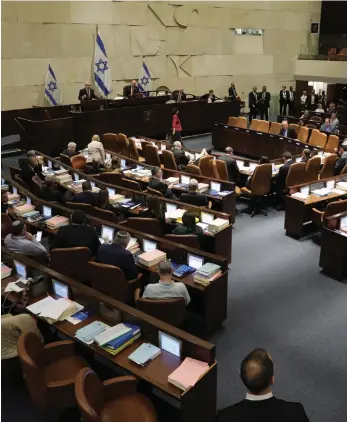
128 272 143 285
312 208 323 216
104 376 137 400
118 220 127 225
44 340 75 362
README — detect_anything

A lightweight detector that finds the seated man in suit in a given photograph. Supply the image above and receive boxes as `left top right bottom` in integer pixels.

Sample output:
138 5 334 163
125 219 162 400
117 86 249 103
218 147 240 183
279 120 297 139
123 80 139 98
78 81 98 101
39 175 65 204
5 221 48 259
62 142 78 158
171 88 186 103
50 210 100 256
201 90 216 103
274 151 295 209
172 141 190 167
217 348 309 422
71 181 98 206
96 230 138 281
301 148 311 163
148 167 176 199
334 143 347 175
180 179 208 207
142 260 190 305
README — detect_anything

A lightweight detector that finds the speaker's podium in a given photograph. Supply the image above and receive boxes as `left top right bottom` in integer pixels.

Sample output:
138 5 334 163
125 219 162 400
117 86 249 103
80 99 108 111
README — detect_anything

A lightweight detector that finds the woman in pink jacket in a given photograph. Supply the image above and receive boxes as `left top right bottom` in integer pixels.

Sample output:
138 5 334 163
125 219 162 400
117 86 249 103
172 108 183 143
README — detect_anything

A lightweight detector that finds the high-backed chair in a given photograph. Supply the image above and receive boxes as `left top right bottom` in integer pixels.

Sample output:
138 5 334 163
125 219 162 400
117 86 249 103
308 130 327 149
127 217 163 237
103 133 119 153
128 137 145 162
97 172 123 185
214 160 229 181
1 213 12 241
227 116 238 126
120 178 142 192
305 123 316 129
71 154 87 169
269 122 281 135
164 234 200 249
240 164 272 216
250 119 261 131
235 117 247 129
117 133 130 157
14 174 30 190
161 150 178 170
65 201 93 213
90 207 118 223
289 124 300 136
9 166 21 181
199 155 214 177
285 162 307 187
142 144 161 167
257 120 270 133
135 288 186 327
186 164 202 176
60 154 72 166
312 199 347 227
147 186 164 197
18 332 88 412
298 126 309 143
305 156 321 182
75 368 158 422
320 154 337 179
325 135 339 153
88 261 140 303
310 116 322 122
50 247 92 282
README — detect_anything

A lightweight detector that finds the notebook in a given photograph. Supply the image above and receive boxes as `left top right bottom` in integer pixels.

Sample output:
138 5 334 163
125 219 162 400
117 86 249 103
168 357 209 391
128 343 161 366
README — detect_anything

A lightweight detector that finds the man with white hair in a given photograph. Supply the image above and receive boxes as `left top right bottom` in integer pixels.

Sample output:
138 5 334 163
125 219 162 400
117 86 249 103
172 141 208 168
78 81 98 101
123 80 139 98
180 178 208 207
62 142 77 158
279 120 297 139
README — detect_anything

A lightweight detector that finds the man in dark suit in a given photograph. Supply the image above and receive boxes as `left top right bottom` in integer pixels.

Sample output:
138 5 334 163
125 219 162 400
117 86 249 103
228 82 238 98
279 120 297 139
96 231 138 281
248 86 259 123
308 89 318 110
62 142 78 158
274 151 295 209
301 148 311 163
180 179 208 207
148 167 176 199
288 86 296 115
71 181 98 206
172 141 190 167
258 86 271 121
217 348 309 422
78 82 98 101
50 210 100 256
171 88 186 103
39 175 65 204
123 80 139 98
279 86 289 115
218 147 240 183
334 143 347 175
201 90 217 103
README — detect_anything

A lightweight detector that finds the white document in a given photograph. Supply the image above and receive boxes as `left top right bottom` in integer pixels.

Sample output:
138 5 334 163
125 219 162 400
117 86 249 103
27 296 56 315
94 323 131 346
39 298 75 320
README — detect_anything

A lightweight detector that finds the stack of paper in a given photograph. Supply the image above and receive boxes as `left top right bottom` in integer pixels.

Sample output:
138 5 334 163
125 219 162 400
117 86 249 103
194 262 221 286
94 323 132 346
197 183 209 192
208 218 229 233
165 177 179 184
1 264 12 280
168 358 209 391
138 250 167 268
336 182 347 191
100 323 141 356
109 194 125 205
131 168 152 178
26 296 82 323
71 180 87 193
13 203 35 216
23 210 41 219
165 208 185 221
7 193 20 203
311 188 331 197
46 216 69 229
54 170 72 183
128 343 161 366
126 237 140 254
291 192 309 201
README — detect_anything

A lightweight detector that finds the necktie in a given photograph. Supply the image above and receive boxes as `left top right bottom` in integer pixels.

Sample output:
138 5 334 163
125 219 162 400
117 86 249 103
131 86 133 96
178 93 181 102
87 89 90 99
263 92 265 100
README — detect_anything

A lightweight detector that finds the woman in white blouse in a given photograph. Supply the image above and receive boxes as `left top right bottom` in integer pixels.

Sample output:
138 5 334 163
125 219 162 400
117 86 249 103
87 135 105 166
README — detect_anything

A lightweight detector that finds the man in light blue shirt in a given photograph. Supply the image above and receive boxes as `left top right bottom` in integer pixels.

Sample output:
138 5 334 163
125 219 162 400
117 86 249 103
4 221 48 258
142 260 191 305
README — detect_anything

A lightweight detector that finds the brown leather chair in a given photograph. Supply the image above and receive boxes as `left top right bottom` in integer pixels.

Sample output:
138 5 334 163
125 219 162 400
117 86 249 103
135 288 186 327
235 117 247 129
142 144 161 167
250 119 261 131
1 213 12 241
214 160 229 181
227 116 238 126
298 126 309 143
285 162 307 187
14 174 30 190
269 122 281 135
127 217 163 237
320 154 337 179
310 116 322 122
128 137 145 162
117 133 130 157
9 165 21 180
325 135 339 153
50 247 92 282
186 164 202 176
60 153 72 166
240 164 272 216
97 172 123 185
90 207 118 223
305 123 317 129
289 123 300 136
147 187 164 197
75 368 158 422
305 156 321 182
164 234 200 248
88 261 140 303
18 332 88 411
308 130 327 149
161 150 178 170
257 120 270 133
120 178 142 192
341 163 347 174
199 155 214 177
312 199 347 227
71 154 87 169
65 201 93 213
103 133 119 153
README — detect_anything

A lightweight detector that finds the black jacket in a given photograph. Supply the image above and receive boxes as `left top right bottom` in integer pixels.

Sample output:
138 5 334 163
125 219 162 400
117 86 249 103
275 159 295 194
96 243 138 281
248 91 258 108
200 93 216 103
39 186 65 204
217 396 309 422
148 178 175 199
171 91 186 102
172 148 189 167
228 87 237 98
334 153 347 175
19 161 43 188
62 149 78 158
218 155 240 183
78 88 97 101
279 90 289 103
123 85 139 98
279 127 298 139
71 191 98 206
180 192 207 207
288 90 296 102
50 224 100 256
258 91 271 108
308 94 318 106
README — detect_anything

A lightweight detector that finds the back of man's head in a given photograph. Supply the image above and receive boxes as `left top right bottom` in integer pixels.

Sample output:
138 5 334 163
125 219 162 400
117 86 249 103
82 181 92 192
12 220 24 236
189 179 198 192
173 141 182 149
45 174 56 187
151 166 160 177
27 150 36 158
303 148 310 158
225 147 233 155
114 231 130 248
240 348 274 394
158 260 173 278
282 151 292 161
71 210 86 225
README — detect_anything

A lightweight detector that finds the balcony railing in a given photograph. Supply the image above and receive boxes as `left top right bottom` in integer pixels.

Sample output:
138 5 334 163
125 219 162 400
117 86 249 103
298 54 347 61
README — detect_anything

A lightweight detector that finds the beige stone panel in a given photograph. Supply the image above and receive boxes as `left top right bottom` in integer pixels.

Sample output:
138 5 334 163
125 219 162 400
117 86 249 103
194 76 232 98
48 57 92 84
174 5 228 28
163 77 195 93
2 22 46 59
44 24 95 58
109 56 142 81
273 55 295 75
130 26 162 56
148 3 178 27
2 85 40 110
113 26 131 57
233 35 263 55
294 60 347 82
16 1 71 23
144 56 167 79
2 58 49 88
167 56 192 78
1 2 17 22
113 2 149 26
70 1 113 24
263 29 307 56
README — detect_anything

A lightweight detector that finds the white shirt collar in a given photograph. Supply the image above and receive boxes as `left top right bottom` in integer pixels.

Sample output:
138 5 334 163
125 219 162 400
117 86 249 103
246 392 273 401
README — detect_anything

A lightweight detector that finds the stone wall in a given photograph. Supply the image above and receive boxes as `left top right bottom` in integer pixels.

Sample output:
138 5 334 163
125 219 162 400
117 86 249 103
1 1 321 111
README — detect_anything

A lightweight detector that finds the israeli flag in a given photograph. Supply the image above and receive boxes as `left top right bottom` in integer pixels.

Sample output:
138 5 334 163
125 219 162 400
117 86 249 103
44 64 62 106
94 29 112 98
138 61 152 95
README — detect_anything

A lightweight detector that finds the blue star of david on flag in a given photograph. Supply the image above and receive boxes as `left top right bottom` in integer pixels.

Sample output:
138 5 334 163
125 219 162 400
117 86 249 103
45 64 62 106
95 58 108 74
138 61 152 95
48 81 57 92
141 76 149 86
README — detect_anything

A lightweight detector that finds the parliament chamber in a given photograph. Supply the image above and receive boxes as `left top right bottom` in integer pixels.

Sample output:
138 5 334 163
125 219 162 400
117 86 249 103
1 2 347 422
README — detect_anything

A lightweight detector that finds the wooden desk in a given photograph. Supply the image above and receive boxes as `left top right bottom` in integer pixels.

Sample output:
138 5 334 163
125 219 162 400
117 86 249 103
212 123 319 160
1 249 217 422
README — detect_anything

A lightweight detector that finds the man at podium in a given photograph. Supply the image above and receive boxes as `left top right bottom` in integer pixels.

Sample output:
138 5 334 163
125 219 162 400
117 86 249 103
78 82 98 101
123 80 139 98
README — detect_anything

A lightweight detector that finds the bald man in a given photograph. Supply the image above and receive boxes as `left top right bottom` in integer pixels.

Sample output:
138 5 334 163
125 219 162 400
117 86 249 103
123 80 139 98
78 82 98 101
